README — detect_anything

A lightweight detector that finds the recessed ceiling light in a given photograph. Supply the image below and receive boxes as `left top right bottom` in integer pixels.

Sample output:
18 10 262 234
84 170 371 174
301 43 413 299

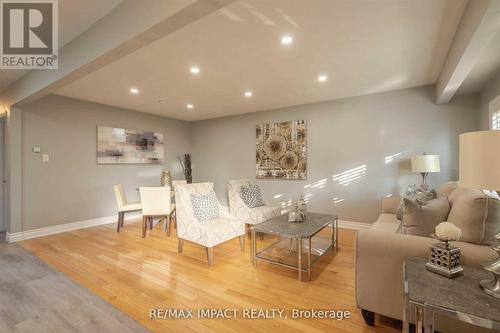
186 103 194 109
317 75 328 82
281 35 293 45
158 100 167 104
244 91 253 97
129 88 139 95
190 67 200 74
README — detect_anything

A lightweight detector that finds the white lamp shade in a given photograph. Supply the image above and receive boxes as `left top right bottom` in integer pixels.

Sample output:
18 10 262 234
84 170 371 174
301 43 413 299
459 131 500 190
411 155 440 173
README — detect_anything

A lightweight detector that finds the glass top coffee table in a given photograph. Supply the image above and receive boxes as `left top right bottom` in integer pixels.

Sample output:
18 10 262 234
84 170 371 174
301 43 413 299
251 212 338 281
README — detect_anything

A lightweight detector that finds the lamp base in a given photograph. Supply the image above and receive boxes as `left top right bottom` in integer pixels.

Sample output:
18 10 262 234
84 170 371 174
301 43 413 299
479 278 500 299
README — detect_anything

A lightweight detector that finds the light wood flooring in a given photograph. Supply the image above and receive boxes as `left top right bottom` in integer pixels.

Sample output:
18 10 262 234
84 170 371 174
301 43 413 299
20 220 401 333
0 240 148 332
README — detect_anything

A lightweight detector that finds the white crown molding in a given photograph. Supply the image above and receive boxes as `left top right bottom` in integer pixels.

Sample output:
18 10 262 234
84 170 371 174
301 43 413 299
6 212 142 243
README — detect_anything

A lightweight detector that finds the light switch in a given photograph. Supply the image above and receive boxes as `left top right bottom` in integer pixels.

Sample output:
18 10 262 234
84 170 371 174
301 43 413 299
33 146 41 153
42 154 49 162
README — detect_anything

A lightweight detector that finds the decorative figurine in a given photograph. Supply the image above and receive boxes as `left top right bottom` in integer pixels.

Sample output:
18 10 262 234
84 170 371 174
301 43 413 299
425 222 463 278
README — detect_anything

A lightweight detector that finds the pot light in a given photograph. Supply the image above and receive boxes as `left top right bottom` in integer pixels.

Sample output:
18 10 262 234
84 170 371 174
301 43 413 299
244 91 253 97
129 87 139 95
186 104 194 109
158 100 167 104
317 74 328 82
190 67 200 74
280 35 293 45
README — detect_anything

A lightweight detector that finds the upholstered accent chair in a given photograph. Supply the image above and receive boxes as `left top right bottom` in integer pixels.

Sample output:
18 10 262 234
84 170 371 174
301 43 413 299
175 182 245 266
113 184 141 232
227 179 281 231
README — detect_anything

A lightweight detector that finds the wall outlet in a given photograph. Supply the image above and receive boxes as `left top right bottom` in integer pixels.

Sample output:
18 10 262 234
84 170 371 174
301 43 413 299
42 154 49 162
33 146 41 153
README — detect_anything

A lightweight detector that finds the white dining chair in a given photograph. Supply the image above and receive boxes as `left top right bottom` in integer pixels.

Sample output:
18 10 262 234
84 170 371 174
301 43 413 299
171 180 187 190
113 184 142 232
139 186 175 238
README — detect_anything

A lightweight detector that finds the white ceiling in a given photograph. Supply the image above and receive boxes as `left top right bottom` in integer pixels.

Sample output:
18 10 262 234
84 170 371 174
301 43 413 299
456 31 500 96
0 0 123 93
56 0 467 121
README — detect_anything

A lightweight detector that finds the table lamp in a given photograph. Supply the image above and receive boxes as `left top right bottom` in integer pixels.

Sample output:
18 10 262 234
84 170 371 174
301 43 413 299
459 130 500 299
411 154 440 187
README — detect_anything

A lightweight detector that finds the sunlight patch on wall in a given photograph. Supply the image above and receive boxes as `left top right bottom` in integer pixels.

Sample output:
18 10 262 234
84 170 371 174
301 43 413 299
384 150 412 165
332 165 367 186
333 197 345 205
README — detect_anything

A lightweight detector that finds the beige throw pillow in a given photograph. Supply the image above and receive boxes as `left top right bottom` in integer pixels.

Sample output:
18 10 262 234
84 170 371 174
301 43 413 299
436 181 459 198
447 188 500 246
402 197 450 237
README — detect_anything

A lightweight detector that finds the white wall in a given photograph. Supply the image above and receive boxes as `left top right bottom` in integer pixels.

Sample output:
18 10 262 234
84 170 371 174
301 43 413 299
192 86 480 223
21 95 191 231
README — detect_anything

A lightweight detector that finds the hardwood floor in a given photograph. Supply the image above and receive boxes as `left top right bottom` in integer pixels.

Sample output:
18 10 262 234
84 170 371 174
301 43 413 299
0 241 148 332
20 220 401 333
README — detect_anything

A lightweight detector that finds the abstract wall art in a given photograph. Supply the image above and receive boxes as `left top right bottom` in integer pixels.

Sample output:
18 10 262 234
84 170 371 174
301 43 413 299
256 120 307 179
97 126 164 164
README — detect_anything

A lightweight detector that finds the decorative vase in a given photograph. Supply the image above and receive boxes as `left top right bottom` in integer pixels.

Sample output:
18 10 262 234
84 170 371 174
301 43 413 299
425 240 463 278
184 154 192 184
160 170 172 188
479 232 500 299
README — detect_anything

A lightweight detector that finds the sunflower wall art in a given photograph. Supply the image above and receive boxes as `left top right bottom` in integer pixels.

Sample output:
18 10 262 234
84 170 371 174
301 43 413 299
256 120 307 179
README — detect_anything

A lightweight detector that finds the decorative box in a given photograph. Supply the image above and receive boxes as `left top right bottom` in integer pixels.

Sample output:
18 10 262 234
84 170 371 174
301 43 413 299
425 242 463 278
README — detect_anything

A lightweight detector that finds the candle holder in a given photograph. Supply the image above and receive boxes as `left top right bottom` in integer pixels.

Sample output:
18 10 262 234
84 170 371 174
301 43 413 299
479 232 500 299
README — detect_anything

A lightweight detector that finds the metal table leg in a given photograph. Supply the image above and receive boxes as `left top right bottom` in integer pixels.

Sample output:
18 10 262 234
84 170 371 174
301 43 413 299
307 237 312 281
424 304 435 333
297 238 302 281
251 229 256 267
335 217 339 251
415 303 423 333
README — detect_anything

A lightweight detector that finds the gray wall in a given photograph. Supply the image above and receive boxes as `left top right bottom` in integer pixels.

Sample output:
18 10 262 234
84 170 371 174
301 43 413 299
479 72 500 130
192 86 480 223
0 119 4 232
21 95 191 230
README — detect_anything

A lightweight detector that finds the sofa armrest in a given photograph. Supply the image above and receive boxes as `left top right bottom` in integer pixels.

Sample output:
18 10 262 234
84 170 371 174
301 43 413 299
355 230 496 320
381 196 401 214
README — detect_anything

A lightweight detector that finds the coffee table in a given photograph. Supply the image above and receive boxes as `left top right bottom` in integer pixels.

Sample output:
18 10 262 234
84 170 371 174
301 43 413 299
251 212 338 281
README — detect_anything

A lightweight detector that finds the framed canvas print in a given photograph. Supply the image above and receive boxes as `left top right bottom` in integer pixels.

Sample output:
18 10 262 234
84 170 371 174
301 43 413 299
256 120 307 179
97 126 164 164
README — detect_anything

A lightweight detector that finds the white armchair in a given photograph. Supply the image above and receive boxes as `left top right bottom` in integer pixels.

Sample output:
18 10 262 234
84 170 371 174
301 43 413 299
175 182 245 266
228 179 281 230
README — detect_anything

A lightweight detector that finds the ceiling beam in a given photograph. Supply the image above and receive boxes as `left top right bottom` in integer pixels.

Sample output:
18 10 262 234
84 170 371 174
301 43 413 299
435 0 500 104
0 0 233 107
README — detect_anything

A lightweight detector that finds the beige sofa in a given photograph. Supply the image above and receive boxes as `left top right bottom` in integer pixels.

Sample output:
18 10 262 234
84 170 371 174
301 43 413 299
355 184 498 332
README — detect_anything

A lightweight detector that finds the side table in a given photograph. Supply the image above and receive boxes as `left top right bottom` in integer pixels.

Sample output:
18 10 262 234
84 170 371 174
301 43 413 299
403 257 500 333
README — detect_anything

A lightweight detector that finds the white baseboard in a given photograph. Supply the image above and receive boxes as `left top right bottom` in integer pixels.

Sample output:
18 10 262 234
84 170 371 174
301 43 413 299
338 219 372 230
6 212 142 243
5 215 370 243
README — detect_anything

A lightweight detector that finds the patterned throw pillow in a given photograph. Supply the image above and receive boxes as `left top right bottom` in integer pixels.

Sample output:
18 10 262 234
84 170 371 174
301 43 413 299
191 191 220 223
240 184 265 208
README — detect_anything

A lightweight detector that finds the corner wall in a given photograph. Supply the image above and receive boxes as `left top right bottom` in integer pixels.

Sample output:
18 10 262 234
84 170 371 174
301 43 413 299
191 86 479 223
20 95 191 231
479 71 500 129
